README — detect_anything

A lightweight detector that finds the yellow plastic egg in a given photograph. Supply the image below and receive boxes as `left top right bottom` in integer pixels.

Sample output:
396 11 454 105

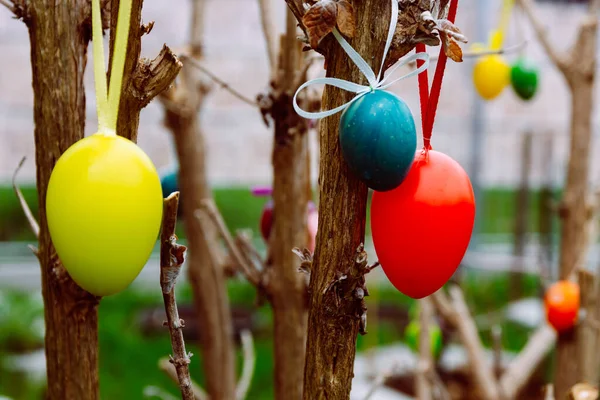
46 133 163 296
472 55 510 100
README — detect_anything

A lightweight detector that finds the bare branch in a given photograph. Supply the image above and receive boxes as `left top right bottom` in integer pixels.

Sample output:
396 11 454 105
134 45 183 108
179 54 258 107
159 357 207 400
499 324 556 398
12 157 39 238
235 231 266 269
361 363 399 400
516 0 568 70
432 286 502 400
257 0 278 72
0 0 14 12
284 0 307 32
416 298 434 400
159 192 194 400
195 200 263 288
235 330 256 400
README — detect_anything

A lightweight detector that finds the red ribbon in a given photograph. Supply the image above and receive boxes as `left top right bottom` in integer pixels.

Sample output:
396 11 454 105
417 0 459 151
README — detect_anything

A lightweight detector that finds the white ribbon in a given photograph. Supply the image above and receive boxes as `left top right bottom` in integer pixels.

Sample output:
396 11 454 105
293 0 430 120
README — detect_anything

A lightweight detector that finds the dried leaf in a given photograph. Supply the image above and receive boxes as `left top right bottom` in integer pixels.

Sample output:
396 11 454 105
336 0 355 38
437 19 468 43
302 0 338 49
440 31 463 62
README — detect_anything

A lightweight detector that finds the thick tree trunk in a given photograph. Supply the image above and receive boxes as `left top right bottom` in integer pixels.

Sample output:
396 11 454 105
266 11 310 400
166 110 237 400
555 78 595 397
302 1 391 398
26 3 100 399
270 118 310 400
162 1 237 398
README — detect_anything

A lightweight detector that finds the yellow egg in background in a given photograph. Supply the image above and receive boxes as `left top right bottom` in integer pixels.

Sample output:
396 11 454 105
46 133 163 296
472 54 510 100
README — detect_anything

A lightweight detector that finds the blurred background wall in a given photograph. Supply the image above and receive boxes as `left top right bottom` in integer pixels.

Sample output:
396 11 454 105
1 0 598 189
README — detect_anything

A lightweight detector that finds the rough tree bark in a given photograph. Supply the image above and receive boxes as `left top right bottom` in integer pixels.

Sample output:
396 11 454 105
518 0 598 396
264 10 310 400
109 0 181 142
19 3 101 398
2 0 179 398
159 0 237 398
286 1 393 398
4 1 179 398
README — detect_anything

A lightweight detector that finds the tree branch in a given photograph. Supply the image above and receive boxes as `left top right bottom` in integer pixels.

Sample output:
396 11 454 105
432 287 502 400
499 324 557 398
0 0 14 12
132 45 182 108
179 54 259 107
284 0 306 32
159 358 207 400
516 0 568 71
159 192 195 400
416 298 434 400
195 200 263 288
235 330 256 400
109 0 181 141
257 0 278 72
12 157 39 238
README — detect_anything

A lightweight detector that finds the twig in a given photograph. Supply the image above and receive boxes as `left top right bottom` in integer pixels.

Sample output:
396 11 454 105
158 357 207 400
179 54 258 107
235 330 256 400
159 192 194 400
432 287 502 400
492 325 503 378
361 363 399 400
195 200 263 288
143 385 179 400
257 0 277 72
416 298 434 400
516 0 568 70
0 0 14 13
410 42 528 67
499 324 556 399
545 384 555 400
12 157 39 238
235 231 266 268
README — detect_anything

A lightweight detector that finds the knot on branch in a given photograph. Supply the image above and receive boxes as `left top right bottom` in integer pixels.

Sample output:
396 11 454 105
169 353 193 367
132 45 182 108
321 243 379 335
161 235 187 294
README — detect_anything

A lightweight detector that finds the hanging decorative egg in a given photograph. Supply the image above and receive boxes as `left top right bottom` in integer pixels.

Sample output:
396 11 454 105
339 90 417 192
545 280 580 332
160 167 179 198
370 150 475 299
46 133 163 297
472 55 510 100
404 320 443 358
510 57 539 101
259 199 274 240
258 198 318 252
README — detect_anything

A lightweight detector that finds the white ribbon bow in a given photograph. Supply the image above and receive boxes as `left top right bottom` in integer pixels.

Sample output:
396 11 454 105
293 0 430 120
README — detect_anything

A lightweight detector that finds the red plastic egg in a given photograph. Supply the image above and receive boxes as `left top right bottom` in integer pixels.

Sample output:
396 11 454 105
370 150 475 299
545 280 580 332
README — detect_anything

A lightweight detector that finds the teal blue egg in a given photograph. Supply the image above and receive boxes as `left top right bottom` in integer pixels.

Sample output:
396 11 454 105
339 90 417 192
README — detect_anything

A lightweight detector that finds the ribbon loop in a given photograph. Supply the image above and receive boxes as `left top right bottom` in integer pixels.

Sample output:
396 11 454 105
292 0 430 120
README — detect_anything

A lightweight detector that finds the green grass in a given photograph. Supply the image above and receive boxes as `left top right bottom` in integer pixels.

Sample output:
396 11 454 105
0 269 546 400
